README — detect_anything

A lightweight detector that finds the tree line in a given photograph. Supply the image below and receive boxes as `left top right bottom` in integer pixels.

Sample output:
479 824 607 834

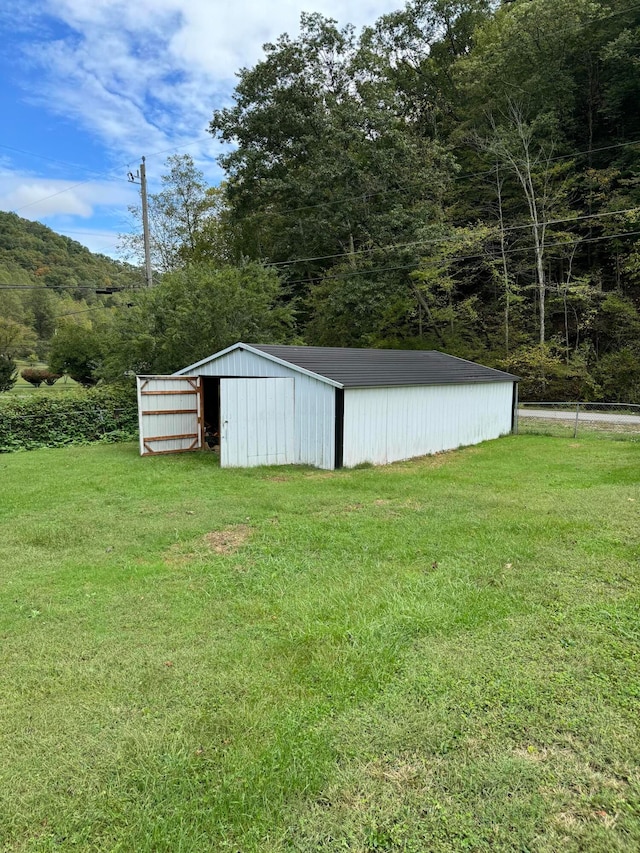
2 0 639 401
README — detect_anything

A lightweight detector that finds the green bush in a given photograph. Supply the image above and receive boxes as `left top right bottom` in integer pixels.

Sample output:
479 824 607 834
20 368 61 388
502 344 600 402
594 347 640 404
0 385 138 452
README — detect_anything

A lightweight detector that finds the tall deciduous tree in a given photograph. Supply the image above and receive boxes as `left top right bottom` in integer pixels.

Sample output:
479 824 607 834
121 155 227 273
483 104 573 344
0 318 37 359
101 262 295 378
48 323 104 386
209 12 455 318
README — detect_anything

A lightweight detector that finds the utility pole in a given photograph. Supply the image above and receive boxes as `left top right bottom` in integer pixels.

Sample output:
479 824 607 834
128 158 153 287
139 157 153 288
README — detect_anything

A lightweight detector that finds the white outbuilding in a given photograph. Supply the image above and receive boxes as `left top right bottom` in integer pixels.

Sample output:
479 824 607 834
136 343 519 469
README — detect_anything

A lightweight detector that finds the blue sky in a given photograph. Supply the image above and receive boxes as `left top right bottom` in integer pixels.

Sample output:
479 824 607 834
0 0 399 258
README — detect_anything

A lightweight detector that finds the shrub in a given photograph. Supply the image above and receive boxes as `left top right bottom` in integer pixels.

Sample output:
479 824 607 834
594 347 640 404
0 385 138 451
502 344 600 402
20 368 61 388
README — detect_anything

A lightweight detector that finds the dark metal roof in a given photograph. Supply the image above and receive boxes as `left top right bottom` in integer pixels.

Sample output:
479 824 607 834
249 345 518 388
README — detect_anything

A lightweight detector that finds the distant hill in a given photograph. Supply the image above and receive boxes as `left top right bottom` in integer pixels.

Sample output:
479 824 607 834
0 212 141 363
0 211 139 291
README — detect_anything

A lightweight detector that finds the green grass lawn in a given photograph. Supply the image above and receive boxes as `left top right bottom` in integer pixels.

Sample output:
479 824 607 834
1 436 639 852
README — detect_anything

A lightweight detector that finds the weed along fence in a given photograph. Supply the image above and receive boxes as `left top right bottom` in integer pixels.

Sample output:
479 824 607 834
517 402 640 440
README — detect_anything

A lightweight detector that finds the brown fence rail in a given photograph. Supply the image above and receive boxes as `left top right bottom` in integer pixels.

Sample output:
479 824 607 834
516 402 640 440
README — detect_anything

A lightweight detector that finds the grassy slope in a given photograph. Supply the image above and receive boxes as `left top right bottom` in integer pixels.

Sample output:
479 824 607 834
0 436 639 852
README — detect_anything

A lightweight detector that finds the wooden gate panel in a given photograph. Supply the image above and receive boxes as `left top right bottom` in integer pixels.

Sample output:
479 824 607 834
136 376 203 455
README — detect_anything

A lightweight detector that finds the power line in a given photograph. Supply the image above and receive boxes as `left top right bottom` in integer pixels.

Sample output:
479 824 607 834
6 132 214 220
236 138 640 221
2 210 637 293
0 283 142 291
56 304 134 318
7 2 640 221
268 206 640 269
11 175 132 215
0 143 129 182
0 285 95 290
51 228 124 237
283 229 640 287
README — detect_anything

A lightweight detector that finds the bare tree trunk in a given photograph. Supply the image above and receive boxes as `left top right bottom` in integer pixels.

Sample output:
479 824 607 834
495 164 511 356
562 244 578 364
411 282 445 345
534 232 545 344
487 102 554 346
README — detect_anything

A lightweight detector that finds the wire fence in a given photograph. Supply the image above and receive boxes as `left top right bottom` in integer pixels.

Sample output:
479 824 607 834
517 401 640 440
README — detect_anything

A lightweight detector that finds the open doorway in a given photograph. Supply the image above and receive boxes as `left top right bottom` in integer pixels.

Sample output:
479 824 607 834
201 376 220 450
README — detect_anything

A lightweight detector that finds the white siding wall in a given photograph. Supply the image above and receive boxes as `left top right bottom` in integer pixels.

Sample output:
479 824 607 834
342 381 514 467
185 349 336 469
220 378 295 467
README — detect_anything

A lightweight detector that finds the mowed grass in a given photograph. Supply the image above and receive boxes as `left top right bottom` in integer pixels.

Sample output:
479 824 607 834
1 436 639 852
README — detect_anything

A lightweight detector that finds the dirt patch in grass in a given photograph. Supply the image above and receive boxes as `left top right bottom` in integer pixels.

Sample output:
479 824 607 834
375 449 460 473
203 524 251 554
304 471 338 480
163 524 252 564
513 745 550 763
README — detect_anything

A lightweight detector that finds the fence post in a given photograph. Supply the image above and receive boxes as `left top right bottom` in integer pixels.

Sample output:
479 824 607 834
574 402 580 438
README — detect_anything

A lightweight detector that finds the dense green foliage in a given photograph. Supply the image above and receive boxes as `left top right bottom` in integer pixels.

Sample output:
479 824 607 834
99 262 296 378
208 0 640 400
0 211 139 362
1 437 639 849
48 323 105 386
0 385 137 451
2 0 639 400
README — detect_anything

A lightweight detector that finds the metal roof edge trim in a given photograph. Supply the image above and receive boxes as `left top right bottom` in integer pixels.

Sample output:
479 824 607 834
343 377 519 390
174 342 343 388
173 342 244 375
434 350 520 382
242 344 343 387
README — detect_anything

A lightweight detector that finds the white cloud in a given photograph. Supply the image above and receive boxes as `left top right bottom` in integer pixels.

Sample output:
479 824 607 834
0 172 134 220
4 0 398 254
27 0 400 176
